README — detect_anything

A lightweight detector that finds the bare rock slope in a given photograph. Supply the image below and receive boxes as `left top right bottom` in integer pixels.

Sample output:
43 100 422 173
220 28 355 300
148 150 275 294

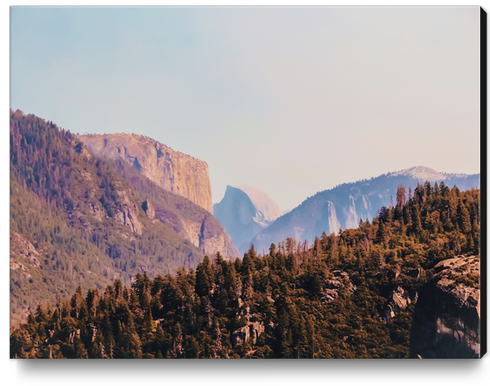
79 133 213 213
249 166 480 253
213 185 282 254
10 111 238 328
78 133 237 259
410 255 481 358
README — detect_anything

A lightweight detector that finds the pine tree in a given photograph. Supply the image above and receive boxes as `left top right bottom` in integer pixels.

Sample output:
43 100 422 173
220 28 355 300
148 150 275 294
457 199 472 234
412 204 423 235
195 256 214 297
376 219 386 244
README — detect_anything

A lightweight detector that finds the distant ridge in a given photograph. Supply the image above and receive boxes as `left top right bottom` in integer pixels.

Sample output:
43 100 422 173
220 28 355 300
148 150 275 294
390 166 446 181
389 166 468 181
9 111 238 327
231 185 282 226
214 185 282 254
247 166 480 253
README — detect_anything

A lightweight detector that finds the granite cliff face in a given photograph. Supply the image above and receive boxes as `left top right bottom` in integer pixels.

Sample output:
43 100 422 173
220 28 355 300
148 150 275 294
10 111 239 327
78 133 237 258
213 185 282 254
79 133 213 213
410 255 480 358
249 166 480 253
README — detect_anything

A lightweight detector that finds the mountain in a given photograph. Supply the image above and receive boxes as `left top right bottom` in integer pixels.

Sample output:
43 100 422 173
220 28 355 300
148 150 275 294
11 184 481 358
248 166 480 253
9 110 237 328
390 165 447 181
213 185 282 254
79 133 213 212
76 132 237 258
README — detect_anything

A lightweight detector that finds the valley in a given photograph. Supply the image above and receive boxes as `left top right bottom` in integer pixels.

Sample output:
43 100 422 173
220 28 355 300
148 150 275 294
9 110 482 358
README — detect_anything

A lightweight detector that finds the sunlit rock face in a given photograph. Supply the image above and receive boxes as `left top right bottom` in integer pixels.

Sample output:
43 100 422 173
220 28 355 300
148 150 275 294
79 133 213 213
79 133 238 259
213 185 282 254
248 167 480 253
410 255 480 358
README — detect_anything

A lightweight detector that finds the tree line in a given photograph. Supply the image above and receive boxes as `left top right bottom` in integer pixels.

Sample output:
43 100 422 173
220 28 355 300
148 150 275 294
11 182 480 358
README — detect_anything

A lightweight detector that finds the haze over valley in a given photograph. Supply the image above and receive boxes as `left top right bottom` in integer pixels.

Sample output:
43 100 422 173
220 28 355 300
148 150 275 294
9 110 482 360
9 7 482 361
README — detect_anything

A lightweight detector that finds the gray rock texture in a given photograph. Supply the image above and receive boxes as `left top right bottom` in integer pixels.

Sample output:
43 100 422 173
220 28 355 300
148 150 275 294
410 255 480 358
77 133 237 258
79 133 213 213
249 166 480 252
232 321 265 346
382 286 411 321
213 185 282 254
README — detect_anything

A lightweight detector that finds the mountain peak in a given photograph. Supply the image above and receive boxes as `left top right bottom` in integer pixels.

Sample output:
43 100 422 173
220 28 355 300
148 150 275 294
248 167 479 253
389 166 446 181
231 185 282 223
214 185 282 254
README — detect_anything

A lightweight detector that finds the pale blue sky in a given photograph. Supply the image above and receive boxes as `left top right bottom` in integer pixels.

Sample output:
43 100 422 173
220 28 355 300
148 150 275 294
10 6 481 210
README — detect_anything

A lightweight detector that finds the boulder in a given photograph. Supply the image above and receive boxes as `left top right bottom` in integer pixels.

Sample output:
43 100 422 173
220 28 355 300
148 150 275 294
321 288 339 303
342 334 355 344
347 282 357 293
332 270 349 278
233 321 265 346
382 286 411 320
410 255 480 358
327 279 342 289
322 272 357 303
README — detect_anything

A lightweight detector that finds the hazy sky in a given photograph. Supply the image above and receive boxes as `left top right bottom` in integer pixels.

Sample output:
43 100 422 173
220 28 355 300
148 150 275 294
10 6 481 210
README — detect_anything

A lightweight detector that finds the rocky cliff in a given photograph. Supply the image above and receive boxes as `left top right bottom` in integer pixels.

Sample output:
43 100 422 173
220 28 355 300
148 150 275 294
78 133 238 259
10 111 237 328
79 133 213 213
213 185 282 254
249 166 480 253
410 255 480 358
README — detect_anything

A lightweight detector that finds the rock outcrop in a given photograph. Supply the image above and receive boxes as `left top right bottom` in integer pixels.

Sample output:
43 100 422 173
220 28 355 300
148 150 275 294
321 270 357 303
249 167 480 253
78 133 238 258
232 321 265 346
179 215 238 259
410 255 480 358
113 188 143 235
213 185 282 254
382 286 412 321
10 232 41 270
79 133 213 213
10 111 241 329
142 199 155 220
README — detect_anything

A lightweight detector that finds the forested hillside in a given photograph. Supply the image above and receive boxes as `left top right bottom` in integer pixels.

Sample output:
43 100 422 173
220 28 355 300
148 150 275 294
11 181 480 358
249 166 479 253
9 110 236 329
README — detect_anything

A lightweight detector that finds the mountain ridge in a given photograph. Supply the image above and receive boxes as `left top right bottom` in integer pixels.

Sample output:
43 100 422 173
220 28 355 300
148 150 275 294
214 185 282 254
248 166 480 253
389 165 468 181
9 110 237 328
79 133 213 212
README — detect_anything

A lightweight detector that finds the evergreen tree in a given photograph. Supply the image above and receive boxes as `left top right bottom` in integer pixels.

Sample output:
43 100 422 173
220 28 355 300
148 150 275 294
195 256 214 297
10 186 480 359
